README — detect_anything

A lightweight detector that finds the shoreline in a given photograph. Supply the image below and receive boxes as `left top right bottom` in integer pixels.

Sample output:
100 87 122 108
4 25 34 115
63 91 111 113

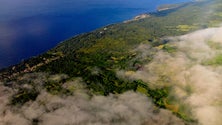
0 1 194 70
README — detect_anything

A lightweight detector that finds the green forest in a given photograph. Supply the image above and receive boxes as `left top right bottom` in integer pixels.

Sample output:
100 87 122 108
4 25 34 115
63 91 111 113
1 0 222 124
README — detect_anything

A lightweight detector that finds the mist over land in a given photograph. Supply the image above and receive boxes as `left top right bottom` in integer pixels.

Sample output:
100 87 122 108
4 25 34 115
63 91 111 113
1 26 222 125
1 0 222 125
118 26 222 125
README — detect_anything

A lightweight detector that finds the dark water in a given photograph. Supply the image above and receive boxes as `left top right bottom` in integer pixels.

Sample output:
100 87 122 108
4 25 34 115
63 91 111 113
0 0 191 69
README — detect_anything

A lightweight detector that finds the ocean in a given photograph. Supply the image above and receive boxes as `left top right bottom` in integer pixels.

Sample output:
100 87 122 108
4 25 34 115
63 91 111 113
0 0 191 69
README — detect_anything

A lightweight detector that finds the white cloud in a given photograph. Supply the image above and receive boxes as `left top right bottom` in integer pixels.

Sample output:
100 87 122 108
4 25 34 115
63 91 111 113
117 26 222 125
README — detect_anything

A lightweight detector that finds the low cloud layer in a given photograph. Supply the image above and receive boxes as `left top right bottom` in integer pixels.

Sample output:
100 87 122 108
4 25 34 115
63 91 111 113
118 27 222 125
1 27 222 125
0 74 184 125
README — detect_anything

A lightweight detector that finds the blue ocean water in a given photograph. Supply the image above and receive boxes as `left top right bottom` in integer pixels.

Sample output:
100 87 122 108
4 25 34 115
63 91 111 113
0 0 191 69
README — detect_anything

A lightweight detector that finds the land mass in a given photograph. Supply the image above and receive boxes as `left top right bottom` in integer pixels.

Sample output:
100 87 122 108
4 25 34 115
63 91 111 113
1 0 222 125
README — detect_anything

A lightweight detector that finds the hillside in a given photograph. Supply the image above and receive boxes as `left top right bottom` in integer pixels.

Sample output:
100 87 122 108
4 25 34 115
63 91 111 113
1 0 222 125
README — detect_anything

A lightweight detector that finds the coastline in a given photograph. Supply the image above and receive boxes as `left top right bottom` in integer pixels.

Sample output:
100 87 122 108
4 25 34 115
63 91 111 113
0 1 194 70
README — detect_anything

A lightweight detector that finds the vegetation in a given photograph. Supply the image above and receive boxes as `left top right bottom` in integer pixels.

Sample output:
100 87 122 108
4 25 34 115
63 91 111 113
135 80 169 108
11 88 39 106
204 54 222 66
1 0 222 123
